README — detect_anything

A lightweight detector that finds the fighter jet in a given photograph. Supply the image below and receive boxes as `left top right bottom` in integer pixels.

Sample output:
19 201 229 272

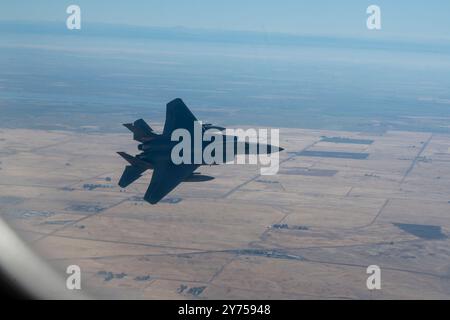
118 98 283 204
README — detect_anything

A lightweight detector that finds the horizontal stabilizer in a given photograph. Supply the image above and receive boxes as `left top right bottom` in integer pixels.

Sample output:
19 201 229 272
118 165 146 188
117 152 153 169
123 119 156 142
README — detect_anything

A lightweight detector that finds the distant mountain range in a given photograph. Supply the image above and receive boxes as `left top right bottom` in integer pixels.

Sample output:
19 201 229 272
1 20 450 54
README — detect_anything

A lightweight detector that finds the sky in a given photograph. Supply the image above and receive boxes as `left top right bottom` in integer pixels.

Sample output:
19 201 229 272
1 1 450 40
1 1 450 133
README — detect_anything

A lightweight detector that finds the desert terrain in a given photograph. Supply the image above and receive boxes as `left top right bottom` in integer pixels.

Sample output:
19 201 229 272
0 127 449 299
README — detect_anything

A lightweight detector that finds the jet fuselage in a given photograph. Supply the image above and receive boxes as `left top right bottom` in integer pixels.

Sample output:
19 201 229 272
137 134 282 166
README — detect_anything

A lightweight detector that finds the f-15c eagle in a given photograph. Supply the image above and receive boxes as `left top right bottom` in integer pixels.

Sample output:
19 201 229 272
118 98 283 204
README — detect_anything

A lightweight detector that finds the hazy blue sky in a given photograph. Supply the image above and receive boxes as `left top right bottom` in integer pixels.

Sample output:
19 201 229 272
1 1 450 40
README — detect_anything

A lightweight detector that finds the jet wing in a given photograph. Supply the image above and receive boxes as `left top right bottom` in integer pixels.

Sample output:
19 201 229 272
163 98 198 136
144 162 200 204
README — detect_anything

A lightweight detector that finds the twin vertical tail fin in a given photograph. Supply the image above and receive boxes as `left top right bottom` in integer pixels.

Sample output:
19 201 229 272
123 119 157 142
119 119 157 188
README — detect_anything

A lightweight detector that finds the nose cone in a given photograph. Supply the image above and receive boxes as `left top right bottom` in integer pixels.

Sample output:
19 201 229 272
268 145 284 153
